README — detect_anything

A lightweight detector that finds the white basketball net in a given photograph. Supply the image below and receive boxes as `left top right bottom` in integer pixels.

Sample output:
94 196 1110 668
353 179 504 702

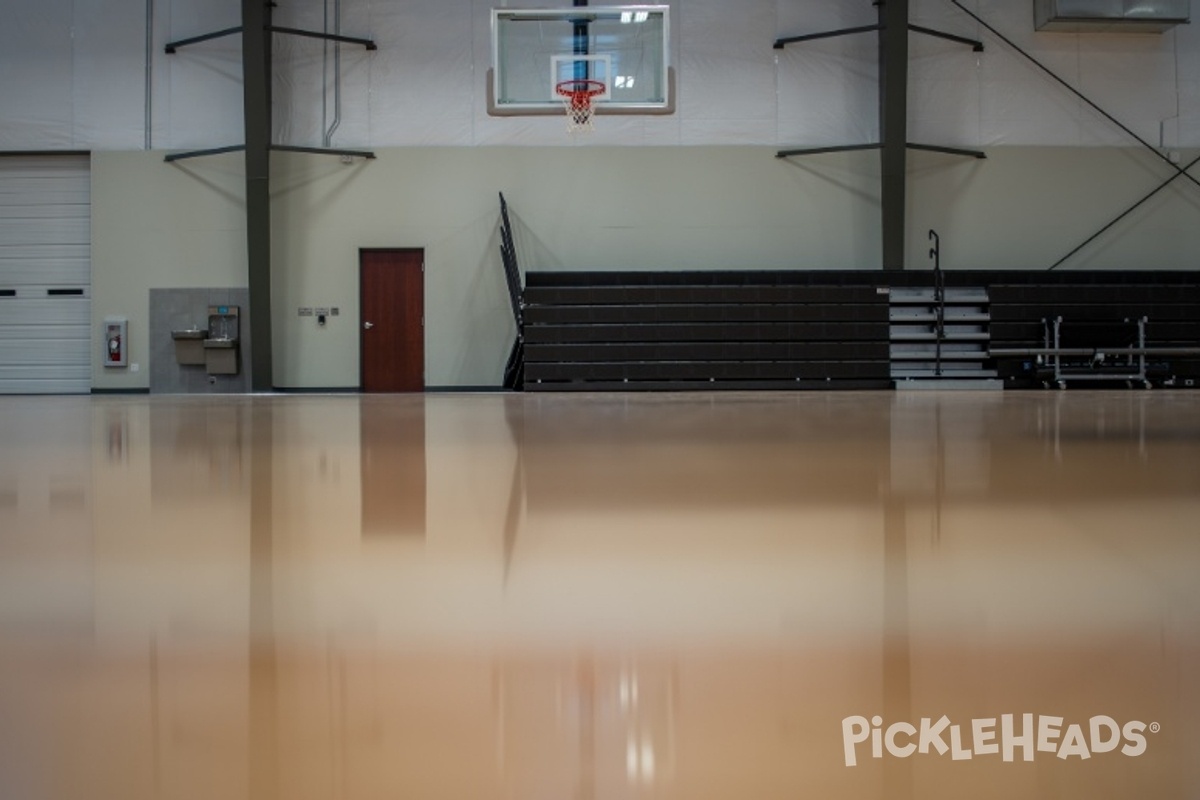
556 80 605 134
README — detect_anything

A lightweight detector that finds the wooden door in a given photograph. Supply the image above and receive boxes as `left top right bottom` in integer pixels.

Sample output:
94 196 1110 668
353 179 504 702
360 249 424 392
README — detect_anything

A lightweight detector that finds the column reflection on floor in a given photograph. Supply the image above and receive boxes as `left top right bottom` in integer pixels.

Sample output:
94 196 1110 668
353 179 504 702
0 391 1197 800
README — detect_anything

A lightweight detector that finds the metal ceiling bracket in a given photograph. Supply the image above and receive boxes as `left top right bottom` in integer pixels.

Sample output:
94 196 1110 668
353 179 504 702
163 145 247 162
908 24 983 51
268 26 376 50
906 143 986 159
776 143 881 159
270 145 377 159
165 26 244 54
773 24 882 49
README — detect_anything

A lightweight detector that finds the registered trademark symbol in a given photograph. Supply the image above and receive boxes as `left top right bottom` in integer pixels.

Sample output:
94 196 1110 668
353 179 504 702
1150 722 1161 734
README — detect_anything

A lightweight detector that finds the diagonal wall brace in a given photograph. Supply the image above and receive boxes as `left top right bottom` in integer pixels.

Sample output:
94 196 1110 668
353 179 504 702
950 0 1200 192
1049 153 1200 270
948 0 1200 269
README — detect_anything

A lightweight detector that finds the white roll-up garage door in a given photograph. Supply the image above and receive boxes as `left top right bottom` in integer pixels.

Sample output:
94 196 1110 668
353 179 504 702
0 155 91 394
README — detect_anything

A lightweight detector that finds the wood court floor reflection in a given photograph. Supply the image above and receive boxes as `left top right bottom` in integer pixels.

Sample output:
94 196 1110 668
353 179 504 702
1 390 1198 799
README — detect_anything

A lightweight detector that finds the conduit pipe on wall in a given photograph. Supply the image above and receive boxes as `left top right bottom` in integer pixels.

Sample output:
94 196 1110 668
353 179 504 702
322 0 343 148
145 0 153 149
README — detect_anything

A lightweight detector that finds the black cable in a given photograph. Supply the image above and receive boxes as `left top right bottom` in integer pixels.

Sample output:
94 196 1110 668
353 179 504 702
1049 152 1200 270
949 0 1200 192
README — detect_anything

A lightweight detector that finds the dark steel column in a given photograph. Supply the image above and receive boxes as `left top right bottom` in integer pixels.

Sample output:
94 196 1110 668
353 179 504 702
243 0 274 390
248 404 278 800
245 2 279 790
879 0 909 271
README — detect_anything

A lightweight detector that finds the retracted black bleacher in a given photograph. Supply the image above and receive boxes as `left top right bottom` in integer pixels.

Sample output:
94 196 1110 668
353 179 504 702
522 271 891 391
989 278 1200 388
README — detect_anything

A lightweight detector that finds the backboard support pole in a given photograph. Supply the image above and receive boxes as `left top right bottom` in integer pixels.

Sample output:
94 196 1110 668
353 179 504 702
573 0 589 81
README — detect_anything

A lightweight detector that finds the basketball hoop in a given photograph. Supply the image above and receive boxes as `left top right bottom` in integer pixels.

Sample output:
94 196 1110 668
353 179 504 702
555 79 606 133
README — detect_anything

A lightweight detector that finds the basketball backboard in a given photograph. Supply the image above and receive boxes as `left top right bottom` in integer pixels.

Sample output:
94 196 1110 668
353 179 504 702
489 5 673 116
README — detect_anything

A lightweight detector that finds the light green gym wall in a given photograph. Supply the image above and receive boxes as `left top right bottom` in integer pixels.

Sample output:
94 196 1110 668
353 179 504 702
907 147 1200 271
268 146 881 389
91 151 247 391
90 146 1200 390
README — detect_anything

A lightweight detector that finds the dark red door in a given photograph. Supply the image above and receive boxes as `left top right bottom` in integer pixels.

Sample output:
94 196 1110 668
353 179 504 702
360 249 424 392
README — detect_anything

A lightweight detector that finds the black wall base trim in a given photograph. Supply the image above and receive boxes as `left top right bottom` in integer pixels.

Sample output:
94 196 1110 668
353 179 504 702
425 386 507 393
274 386 507 393
273 386 361 393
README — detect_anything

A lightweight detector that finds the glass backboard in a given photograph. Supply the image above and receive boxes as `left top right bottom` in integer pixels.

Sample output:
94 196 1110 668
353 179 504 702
489 5 673 116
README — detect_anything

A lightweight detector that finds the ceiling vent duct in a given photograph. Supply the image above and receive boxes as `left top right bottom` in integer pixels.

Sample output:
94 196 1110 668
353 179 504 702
1034 0 1190 32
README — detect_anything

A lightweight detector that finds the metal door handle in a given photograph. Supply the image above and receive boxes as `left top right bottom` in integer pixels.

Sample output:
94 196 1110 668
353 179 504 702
364 321 374 329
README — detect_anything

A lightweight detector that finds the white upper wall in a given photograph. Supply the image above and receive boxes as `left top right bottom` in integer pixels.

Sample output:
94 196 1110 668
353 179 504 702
2 0 1198 151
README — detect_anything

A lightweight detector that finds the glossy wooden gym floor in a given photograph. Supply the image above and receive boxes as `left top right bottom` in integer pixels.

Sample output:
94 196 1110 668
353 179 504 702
1 390 1198 799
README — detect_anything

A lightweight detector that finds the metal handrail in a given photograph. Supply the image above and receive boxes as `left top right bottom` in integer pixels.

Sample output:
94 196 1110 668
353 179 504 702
498 193 523 327
499 193 525 390
929 230 944 377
